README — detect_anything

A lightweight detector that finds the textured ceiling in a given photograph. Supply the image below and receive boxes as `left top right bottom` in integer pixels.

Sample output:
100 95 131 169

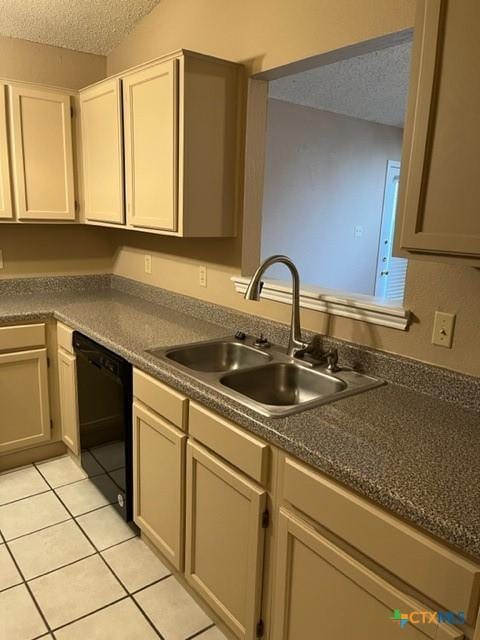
0 0 160 55
269 42 412 128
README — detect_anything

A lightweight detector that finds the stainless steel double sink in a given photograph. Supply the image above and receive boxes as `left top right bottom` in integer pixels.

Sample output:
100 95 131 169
147 335 383 418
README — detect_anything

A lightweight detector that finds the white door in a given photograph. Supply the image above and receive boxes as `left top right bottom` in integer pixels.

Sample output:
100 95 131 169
375 160 408 301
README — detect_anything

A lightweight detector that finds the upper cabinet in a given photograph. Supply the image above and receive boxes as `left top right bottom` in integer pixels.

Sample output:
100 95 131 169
396 0 480 263
1 49 241 235
80 50 242 237
123 59 178 232
0 83 13 220
9 85 76 221
79 78 124 225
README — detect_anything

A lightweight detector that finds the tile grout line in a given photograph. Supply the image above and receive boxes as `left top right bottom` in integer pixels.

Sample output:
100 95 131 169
50 473 167 640
4 459 212 640
54 498 120 520
1 531 149 595
29 467 168 639
129 573 173 597
48 470 110 489
87 446 124 476
30 468 137 631
48 594 131 634
3 517 73 544
0 488 51 508
185 623 216 639
34 463 106 490
0 529 53 635
0 462 37 477
129 597 167 640
34 451 125 496
10 550 99 585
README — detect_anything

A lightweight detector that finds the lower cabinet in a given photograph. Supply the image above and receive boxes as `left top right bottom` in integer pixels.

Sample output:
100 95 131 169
0 347 51 453
185 440 267 640
129 374 476 640
57 348 80 455
271 508 464 640
133 400 186 570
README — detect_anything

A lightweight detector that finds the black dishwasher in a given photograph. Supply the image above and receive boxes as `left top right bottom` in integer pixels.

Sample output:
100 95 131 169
73 332 133 522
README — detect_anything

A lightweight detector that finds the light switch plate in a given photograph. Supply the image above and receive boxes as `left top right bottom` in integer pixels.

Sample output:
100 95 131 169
432 311 455 348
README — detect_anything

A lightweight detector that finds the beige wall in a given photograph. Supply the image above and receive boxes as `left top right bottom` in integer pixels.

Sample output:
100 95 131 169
106 0 480 378
107 0 415 76
0 225 114 278
0 36 113 279
0 35 105 89
262 99 403 295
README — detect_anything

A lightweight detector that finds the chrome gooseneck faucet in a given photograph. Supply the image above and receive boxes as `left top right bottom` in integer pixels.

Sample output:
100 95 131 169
244 255 308 358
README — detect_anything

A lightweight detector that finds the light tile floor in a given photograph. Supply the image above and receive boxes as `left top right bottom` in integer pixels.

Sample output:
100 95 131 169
0 455 227 640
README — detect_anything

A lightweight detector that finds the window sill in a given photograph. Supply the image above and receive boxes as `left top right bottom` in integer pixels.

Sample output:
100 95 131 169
231 276 411 330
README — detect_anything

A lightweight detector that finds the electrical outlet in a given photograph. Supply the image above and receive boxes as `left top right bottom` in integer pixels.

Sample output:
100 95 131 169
144 255 152 275
432 311 456 348
354 225 364 238
199 265 207 287
0 249 3 269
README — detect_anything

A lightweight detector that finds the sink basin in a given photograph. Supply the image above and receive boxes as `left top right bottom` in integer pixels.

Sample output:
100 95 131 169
147 335 383 417
152 340 272 373
221 362 346 406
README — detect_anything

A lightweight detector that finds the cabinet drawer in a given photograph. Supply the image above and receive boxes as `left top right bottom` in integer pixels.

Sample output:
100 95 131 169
133 368 188 430
283 457 480 624
57 322 74 354
189 402 269 486
0 324 46 352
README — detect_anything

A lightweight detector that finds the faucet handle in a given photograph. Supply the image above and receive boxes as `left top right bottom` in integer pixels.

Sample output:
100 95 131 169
293 342 314 359
254 334 270 349
294 334 322 359
325 348 339 372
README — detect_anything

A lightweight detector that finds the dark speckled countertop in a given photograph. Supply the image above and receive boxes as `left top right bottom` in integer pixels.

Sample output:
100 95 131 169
1 275 480 562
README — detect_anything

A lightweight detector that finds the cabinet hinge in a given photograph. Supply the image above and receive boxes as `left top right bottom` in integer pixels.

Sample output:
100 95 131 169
261 509 269 529
47 357 51 368
256 619 265 638
74 200 80 213
70 105 74 118
50 419 53 430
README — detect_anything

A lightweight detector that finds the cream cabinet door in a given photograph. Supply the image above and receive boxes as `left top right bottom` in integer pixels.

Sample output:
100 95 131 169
0 83 13 220
133 401 186 570
10 85 75 221
80 79 124 225
0 348 51 454
271 508 464 640
397 0 480 258
123 59 178 232
185 441 267 640
58 348 80 455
